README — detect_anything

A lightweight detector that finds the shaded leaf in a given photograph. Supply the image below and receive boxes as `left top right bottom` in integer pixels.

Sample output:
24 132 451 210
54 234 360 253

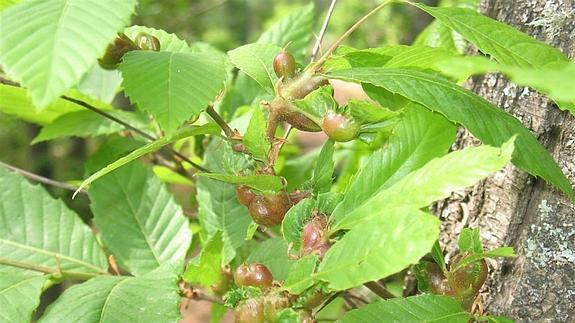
77 64 122 104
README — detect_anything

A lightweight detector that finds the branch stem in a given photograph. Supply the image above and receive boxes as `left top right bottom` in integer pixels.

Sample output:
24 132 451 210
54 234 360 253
310 0 338 62
364 281 396 299
0 161 84 194
311 0 396 70
206 105 234 138
0 77 209 173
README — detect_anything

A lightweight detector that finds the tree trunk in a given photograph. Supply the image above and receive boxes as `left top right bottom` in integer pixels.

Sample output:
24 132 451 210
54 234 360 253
433 0 575 321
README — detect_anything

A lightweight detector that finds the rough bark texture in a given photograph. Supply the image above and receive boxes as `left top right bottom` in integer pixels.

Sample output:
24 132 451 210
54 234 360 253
432 0 575 321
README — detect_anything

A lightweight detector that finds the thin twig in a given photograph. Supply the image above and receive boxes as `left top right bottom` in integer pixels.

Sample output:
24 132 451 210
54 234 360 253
61 95 209 172
310 0 338 62
179 282 224 304
343 294 358 310
0 161 84 193
364 281 396 299
311 0 395 70
206 105 234 138
0 77 209 173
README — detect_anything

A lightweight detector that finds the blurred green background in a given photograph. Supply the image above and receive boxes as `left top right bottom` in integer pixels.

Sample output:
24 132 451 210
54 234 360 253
0 0 435 215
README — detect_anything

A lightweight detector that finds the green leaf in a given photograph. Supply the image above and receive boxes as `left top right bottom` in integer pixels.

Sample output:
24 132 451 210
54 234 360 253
431 241 447 273
39 266 181 323
182 232 223 286
153 166 193 186
0 270 47 323
347 99 401 125
0 0 137 108
228 43 281 94
312 140 335 194
77 64 122 104
195 173 283 193
120 51 226 135
331 103 456 224
76 124 218 194
32 110 147 144
243 106 270 161
89 162 192 276
198 138 252 263
292 85 336 123
335 139 514 230
284 254 318 295
245 237 295 281
327 45 456 73
414 20 468 54
276 308 300 323
0 85 84 125
281 198 315 252
124 25 191 53
257 3 314 62
0 0 21 11
0 166 107 275
435 56 575 113
316 207 439 291
453 247 516 272
458 228 483 254
328 67 574 200
413 4 569 68
339 295 471 323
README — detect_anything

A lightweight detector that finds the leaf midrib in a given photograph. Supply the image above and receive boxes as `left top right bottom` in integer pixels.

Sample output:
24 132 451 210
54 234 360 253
0 239 105 273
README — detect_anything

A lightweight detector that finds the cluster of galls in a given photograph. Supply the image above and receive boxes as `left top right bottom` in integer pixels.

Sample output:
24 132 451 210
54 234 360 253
269 50 359 142
98 32 160 70
236 185 308 227
426 252 488 310
232 263 314 323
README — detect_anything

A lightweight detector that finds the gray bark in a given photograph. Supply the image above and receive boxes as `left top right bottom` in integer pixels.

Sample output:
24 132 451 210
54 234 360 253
433 0 575 321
